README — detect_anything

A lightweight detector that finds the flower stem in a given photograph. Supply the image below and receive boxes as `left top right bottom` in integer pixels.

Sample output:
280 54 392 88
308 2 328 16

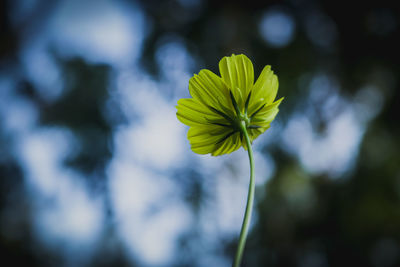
233 121 255 267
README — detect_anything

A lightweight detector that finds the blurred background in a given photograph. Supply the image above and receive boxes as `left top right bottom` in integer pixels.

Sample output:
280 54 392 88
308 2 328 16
1 0 399 266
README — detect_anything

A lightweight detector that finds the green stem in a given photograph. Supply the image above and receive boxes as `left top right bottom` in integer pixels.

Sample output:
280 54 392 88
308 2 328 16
233 121 255 267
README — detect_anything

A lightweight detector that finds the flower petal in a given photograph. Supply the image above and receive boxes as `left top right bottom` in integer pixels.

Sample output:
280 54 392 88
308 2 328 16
191 144 216 154
189 129 228 146
188 124 228 138
188 125 231 155
211 132 241 156
249 126 268 142
189 69 234 117
248 65 278 115
251 97 283 127
176 98 220 126
219 54 254 109
229 132 243 153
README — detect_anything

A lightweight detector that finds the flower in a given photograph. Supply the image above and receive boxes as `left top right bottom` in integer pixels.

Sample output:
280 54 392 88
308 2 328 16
176 54 283 156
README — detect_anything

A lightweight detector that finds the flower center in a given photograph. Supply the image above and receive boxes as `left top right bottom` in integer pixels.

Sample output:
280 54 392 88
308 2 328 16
239 113 250 126
228 89 252 132
233 112 250 132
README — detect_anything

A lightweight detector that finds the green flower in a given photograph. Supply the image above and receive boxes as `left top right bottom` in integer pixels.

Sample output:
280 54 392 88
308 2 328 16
176 54 283 156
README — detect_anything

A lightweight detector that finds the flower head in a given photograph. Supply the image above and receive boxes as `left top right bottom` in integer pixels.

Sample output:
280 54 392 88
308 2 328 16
176 54 283 156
